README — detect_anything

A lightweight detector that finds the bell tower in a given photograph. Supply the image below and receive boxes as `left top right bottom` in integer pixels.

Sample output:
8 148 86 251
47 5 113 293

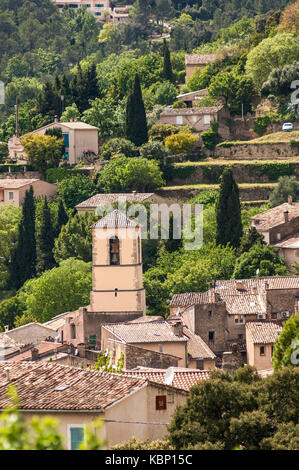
89 210 146 315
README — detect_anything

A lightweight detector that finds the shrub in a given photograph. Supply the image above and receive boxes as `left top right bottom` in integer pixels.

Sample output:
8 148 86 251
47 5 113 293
149 123 193 141
165 132 198 155
253 115 271 136
172 100 187 109
139 141 168 162
201 130 218 150
100 138 137 160
195 95 218 108
46 167 81 183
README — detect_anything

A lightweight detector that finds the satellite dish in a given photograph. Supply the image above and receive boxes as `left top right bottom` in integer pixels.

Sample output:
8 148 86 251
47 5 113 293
164 367 175 386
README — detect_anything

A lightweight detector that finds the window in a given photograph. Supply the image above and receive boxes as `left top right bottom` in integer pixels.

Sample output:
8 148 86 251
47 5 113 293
89 334 96 347
8 192 14 201
196 359 204 370
95 11 101 15
71 324 76 340
62 133 69 148
277 233 281 240
239 315 244 324
192 116 197 123
204 115 211 124
176 115 183 125
156 395 167 410
69 426 84 450
208 310 212 318
158 343 163 352
110 237 120 265
208 331 214 341
260 346 265 355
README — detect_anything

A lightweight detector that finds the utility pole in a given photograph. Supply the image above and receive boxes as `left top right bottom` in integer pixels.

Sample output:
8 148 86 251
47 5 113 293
15 97 19 137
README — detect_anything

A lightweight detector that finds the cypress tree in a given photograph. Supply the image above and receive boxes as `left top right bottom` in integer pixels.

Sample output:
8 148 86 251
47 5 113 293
163 39 173 82
125 74 148 146
11 186 36 289
37 197 56 274
86 62 98 103
55 199 69 237
216 168 243 248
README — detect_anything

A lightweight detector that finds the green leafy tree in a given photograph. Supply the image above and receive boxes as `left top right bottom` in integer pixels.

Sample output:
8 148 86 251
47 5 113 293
233 244 287 279
53 212 98 264
60 103 81 122
83 97 125 141
209 72 255 114
21 134 65 179
153 81 178 106
0 297 25 331
96 157 164 193
100 138 137 161
93 352 124 373
58 175 96 211
216 168 242 248
245 33 299 87
0 206 21 291
164 131 198 155
125 74 148 146
239 226 265 254
15 258 92 324
261 422 299 450
269 176 299 208
11 187 36 289
37 197 56 274
272 315 299 371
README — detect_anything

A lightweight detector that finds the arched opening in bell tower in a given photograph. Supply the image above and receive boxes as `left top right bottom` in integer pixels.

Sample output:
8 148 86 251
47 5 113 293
109 236 120 265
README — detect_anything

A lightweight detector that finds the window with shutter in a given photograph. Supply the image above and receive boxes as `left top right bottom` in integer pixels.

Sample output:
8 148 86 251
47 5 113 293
70 427 84 450
156 395 167 410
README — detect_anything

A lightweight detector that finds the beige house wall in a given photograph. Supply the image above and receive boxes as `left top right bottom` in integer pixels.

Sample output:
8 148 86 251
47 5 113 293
1 181 57 207
278 247 299 269
20 383 186 448
246 330 273 370
188 358 216 370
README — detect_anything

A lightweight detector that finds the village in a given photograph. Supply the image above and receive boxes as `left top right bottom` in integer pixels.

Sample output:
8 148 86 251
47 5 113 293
0 0 298 453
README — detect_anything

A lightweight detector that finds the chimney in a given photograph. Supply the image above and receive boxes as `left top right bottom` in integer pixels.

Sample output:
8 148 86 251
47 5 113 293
31 347 39 361
171 321 183 337
236 280 245 291
252 286 257 295
283 210 289 222
4 366 10 382
4 325 9 332
54 115 59 123
288 195 293 205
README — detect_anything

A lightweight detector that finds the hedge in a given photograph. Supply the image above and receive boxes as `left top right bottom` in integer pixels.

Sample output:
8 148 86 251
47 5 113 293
46 167 82 183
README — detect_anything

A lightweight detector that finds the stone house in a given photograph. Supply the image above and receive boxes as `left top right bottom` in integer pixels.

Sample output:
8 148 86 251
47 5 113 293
0 362 187 448
185 54 218 82
0 178 57 207
21 119 99 165
53 0 110 20
246 320 283 371
176 89 208 108
170 277 299 357
159 106 230 140
250 197 299 268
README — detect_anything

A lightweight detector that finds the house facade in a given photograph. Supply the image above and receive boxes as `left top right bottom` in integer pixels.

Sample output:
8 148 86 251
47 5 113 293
159 106 230 140
0 362 187 448
0 178 57 207
170 277 299 357
22 119 99 165
185 54 218 82
250 197 299 268
246 320 283 371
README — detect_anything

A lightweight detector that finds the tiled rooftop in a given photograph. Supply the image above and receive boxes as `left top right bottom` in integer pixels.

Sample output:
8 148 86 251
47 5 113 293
171 277 299 312
0 179 39 189
274 236 299 249
0 362 149 411
76 193 154 209
103 321 187 344
183 327 216 360
160 106 222 116
185 53 218 65
0 322 56 345
92 209 138 229
10 341 65 362
250 202 299 231
123 367 211 391
246 321 283 344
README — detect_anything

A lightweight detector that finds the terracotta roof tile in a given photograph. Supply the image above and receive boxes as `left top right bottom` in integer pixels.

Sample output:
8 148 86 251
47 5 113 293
123 367 211 391
10 342 66 362
250 203 299 231
91 209 138 229
0 362 148 411
76 193 154 209
246 321 283 344
103 321 187 343
183 327 216 360
185 54 218 65
0 179 39 189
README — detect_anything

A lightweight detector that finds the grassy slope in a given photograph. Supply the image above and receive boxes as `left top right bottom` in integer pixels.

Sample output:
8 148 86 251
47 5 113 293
218 131 299 146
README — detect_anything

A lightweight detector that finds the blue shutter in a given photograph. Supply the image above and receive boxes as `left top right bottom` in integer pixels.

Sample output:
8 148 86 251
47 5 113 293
70 427 84 450
62 133 69 148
